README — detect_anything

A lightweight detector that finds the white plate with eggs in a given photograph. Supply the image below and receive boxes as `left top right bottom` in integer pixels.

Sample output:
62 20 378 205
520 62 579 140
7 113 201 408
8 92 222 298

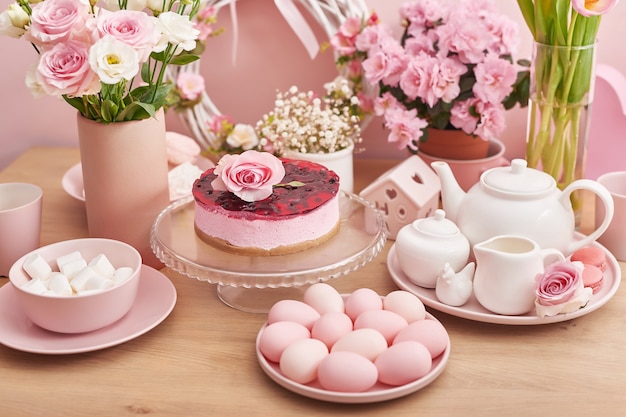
255 286 451 404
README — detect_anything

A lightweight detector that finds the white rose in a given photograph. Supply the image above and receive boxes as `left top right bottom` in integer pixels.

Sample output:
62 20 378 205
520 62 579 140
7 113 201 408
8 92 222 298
89 36 139 84
0 3 29 38
156 11 199 54
226 124 260 150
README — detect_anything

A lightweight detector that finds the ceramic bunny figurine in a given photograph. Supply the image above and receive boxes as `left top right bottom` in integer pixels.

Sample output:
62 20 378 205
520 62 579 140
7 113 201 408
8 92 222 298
435 262 475 307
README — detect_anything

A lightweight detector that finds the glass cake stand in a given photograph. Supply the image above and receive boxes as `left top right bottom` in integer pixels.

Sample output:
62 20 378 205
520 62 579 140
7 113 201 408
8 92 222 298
150 192 387 312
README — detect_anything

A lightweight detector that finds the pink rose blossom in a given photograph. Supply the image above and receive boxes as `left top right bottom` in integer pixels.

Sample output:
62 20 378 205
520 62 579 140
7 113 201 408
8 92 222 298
483 14 519 56
383 106 427 151
361 49 390 86
355 24 391 53
400 53 437 105
473 53 517 104
535 261 593 318
211 151 286 202
435 57 467 103
35 40 100 97
400 0 448 33
450 99 479 135
403 36 433 57
176 72 205 100
95 9 161 62
472 101 506 141
26 0 92 48
374 92 401 117
436 15 491 64
330 16 362 55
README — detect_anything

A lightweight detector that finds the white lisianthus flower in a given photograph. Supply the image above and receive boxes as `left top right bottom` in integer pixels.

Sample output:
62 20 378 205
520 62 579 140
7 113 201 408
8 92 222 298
25 65 46 97
0 3 29 38
156 11 200 54
89 36 139 84
226 124 260 150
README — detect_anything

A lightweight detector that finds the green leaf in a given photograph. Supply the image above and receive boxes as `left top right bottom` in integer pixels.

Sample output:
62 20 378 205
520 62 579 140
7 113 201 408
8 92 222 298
150 50 167 62
63 96 86 115
169 54 201 66
101 100 119 123
141 62 152 84
116 102 155 122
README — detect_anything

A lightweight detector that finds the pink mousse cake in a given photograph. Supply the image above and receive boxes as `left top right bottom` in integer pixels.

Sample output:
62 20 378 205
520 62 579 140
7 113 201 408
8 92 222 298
192 159 341 255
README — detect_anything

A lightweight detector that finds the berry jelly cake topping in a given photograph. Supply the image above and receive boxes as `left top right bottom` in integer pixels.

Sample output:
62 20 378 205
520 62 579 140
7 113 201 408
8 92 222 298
193 158 340 219
192 151 341 255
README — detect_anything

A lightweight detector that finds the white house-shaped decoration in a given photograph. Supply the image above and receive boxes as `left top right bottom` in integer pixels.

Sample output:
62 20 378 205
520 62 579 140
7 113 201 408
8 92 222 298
360 156 440 240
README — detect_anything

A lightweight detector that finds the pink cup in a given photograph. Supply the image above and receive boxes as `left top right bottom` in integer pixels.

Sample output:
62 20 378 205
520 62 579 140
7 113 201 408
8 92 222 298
418 138 509 191
0 183 43 276
596 172 626 261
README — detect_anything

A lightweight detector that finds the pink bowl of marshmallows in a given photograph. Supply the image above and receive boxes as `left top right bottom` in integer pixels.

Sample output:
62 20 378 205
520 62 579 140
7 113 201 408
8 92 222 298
9 238 142 334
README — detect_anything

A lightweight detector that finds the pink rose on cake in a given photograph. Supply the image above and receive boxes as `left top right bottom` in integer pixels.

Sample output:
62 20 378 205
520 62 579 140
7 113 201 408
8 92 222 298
211 150 285 202
535 261 593 318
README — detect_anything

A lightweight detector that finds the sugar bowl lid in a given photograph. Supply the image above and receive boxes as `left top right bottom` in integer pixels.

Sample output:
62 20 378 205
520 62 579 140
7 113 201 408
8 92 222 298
415 209 459 236
482 159 555 194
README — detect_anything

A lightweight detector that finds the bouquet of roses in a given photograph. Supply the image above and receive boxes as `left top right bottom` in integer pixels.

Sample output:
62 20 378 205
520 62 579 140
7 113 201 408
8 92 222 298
0 0 218 123
332 0 529 152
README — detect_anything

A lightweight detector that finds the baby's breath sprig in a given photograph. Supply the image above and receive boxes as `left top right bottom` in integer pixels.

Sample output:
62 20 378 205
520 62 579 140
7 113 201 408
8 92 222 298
256 85 362 155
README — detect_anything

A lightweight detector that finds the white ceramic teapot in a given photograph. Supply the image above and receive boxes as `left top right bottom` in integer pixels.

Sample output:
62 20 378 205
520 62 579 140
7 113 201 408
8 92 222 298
431 159 615 256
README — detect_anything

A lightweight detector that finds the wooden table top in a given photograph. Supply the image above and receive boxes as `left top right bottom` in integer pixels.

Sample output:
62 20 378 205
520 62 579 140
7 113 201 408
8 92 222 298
1 147 624 417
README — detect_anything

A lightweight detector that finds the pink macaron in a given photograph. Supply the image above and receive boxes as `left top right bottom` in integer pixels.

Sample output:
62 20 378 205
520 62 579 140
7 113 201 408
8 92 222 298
582 264 604 294
570 247 607 272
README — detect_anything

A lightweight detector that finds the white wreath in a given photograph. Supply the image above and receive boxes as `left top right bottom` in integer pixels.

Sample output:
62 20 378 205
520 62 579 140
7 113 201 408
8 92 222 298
167 0 372 152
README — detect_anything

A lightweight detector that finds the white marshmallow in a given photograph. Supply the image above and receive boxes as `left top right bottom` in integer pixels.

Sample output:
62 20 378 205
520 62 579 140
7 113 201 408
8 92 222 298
84 274 114 291
21 278 48 295
48 273 73 297
88 253 116 277
56 251 84 269
59 258 88 279
113 267 134 284
69 267 97 293
22 253 52 281
76 289 102 296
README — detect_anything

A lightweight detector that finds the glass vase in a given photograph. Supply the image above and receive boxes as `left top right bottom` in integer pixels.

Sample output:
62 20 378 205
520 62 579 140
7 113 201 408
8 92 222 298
526 41 597 225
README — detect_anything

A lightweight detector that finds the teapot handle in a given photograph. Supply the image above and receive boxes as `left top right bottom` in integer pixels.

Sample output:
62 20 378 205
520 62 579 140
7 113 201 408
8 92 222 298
561 179 615 255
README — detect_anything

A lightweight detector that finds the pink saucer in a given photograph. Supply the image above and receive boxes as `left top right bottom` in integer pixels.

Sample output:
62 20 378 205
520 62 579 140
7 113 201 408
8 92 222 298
0 265 176 354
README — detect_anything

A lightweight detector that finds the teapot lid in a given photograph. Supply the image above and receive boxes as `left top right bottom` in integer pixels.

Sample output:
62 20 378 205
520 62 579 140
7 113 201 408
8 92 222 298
416 209 459 236
483 159 554 194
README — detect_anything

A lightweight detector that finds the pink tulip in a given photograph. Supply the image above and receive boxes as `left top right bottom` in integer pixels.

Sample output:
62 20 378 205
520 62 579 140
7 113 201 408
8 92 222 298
571 0 620 17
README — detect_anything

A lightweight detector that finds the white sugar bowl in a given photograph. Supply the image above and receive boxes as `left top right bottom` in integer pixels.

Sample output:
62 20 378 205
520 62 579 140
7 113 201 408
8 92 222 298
395 209 470 289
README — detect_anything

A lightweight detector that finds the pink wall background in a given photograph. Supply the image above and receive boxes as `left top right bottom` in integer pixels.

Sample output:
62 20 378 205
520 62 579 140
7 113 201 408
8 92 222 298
1 0 625 170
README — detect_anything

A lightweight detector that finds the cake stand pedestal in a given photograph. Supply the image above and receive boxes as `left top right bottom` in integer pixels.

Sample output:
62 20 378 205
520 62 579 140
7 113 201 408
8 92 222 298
150 193 387 313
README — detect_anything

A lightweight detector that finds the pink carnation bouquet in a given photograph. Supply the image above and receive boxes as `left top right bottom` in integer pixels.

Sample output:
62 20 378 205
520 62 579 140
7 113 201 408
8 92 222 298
0 0 219 123
332 0 529 152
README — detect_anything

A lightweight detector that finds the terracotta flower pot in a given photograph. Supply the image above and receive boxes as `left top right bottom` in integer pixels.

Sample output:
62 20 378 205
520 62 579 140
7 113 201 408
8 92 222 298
418 128 490 161
76 110 170 268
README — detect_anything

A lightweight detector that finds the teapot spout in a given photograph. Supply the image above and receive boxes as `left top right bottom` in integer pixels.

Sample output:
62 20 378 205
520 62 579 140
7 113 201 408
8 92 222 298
430 161 466 222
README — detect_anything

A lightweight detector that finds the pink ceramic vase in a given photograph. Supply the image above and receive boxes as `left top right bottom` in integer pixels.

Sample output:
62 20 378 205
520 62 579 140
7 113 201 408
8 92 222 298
76 110 170 268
